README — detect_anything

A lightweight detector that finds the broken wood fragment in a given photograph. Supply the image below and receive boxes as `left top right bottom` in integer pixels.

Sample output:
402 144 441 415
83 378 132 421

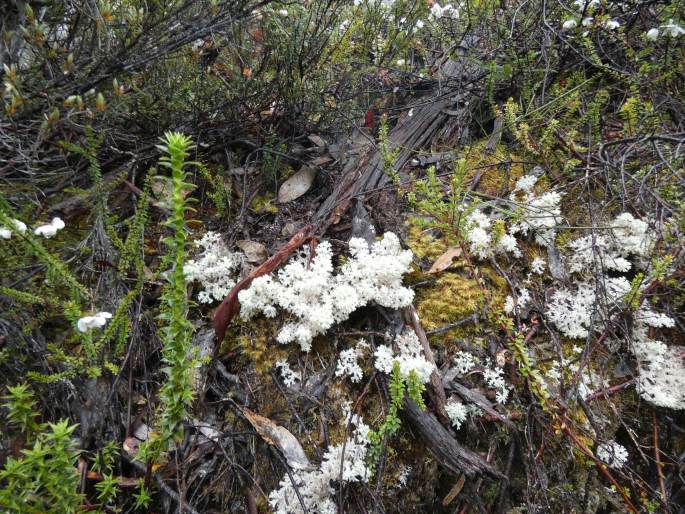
313 58 484 232
403 397 504 479
403 305 448 420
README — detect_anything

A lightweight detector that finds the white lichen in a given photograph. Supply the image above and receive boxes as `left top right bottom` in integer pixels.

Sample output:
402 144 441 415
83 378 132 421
335 340 368 383
239 233 414 352
268 407 371 514
374 329 435 383
275 359 300 387
596 441 628 469
183 231 243 304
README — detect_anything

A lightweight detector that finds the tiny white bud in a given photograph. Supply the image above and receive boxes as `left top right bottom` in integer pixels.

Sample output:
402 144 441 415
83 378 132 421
645 28 660 41
562 19 578 30
51 217 65 230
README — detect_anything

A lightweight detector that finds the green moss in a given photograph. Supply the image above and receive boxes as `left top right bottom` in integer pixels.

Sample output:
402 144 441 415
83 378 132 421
417 273 479 329
231 318 287 374
459 139 526 197
250 193 278 214
406 219 458 262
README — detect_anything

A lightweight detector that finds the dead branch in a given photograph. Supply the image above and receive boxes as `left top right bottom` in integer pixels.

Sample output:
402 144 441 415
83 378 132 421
403 397 504 480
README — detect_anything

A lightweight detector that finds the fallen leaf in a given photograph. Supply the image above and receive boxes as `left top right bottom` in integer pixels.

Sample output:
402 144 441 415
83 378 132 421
442 474 466 506
428 246 462 273
364 107 375 128
308 134 327 147
241 408 311 470
123 436 140 457
237 240 268 264
150 175 195 209
310 155 333 166
278 165 316 203
191 418 222 442
86 471 138 488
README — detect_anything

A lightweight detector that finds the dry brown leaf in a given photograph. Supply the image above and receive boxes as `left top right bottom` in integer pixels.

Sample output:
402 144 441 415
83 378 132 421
308 134 327 147
310 155 333 166
241 408 311 470
428 246 462 274
150 175 195 209
442 474 466 506
237 240 268 264
86 471 138 488
123 436 141 457
277 165 316 203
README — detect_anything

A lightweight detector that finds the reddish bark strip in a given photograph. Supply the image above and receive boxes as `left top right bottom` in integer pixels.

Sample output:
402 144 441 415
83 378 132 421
213 224 315 342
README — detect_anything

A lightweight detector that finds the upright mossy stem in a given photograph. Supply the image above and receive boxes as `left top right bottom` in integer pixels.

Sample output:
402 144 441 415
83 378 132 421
143 132 197 459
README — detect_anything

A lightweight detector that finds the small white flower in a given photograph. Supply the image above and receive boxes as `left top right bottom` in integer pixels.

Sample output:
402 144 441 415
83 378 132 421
441 4 458 18
34 217 66 238
430 3 442 18
34 224 58 238
51 217 65 230
396 58 406 66
573 0 599 10
415 20 425 29
277 8 288 16
9 219 27 234
77 311 112 332
661 19 685 38
604 19 620 30
582 17 593 27
646 28 660 41
562 19 578 30
0 218 25 238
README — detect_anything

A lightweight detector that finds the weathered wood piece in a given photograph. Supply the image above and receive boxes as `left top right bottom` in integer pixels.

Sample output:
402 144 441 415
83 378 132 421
314 58 484 231
403 397 504 480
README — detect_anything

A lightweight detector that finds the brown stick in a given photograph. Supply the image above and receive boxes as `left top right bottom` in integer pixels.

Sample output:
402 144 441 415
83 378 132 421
583 379 634 403
560 418 638 514
403 397 504 480
213 224 314 342
403 305 448 419
653 409 668 509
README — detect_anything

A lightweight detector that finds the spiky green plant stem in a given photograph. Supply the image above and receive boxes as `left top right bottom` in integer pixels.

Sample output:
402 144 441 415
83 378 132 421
153 132 196 452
